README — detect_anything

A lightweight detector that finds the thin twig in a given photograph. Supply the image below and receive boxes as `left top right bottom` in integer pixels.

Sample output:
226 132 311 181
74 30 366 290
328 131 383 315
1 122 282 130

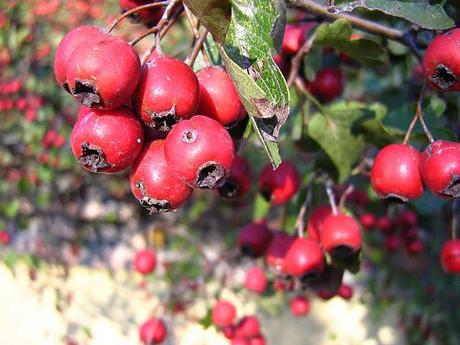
294 76 327 115
184 5 211 67
287 32 317 87
141 17 177 64
402 82 433 144
294 173 320 237
325 177 339 215
338 184 354 210
185 29 209 66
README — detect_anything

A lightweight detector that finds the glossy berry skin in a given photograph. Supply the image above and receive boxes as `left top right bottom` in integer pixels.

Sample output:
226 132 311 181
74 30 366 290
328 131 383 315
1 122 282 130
238 223 272 258
281 23 314 55
290 296 310 317
306 205 333 241
420 140 460 198
139 317 167 344
338 284 353 300
70 107 143 173
371 144 424 202
309 68 343 102
360 213 376 231
234 316 260 338
164 115 235 189
66 35 141 110
212 300 236 327
441 240 460 274
285 237 325 278
218 155 252 199
130 140 192 213
197 66 246 126
250 335 266 345
119 0 164 26
320 214 362 258
266 231 294 273
259 161 300 205
134 249 157 275
134 56 199 131
423 29 460 92
244 267 267 294
54 26 105 89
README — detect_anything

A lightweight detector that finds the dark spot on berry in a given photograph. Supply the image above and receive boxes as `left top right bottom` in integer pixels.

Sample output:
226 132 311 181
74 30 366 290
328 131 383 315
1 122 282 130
441 174 460 198
78 142 112 172
430 64 457 90
241 245 259 258
182 130 197 143
195 162 227 189
148 105 178 132
72 79 102 107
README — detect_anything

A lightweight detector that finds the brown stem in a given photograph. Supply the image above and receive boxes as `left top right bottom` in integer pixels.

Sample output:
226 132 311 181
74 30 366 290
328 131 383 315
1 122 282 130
107 1 169 33
286 0 404 42
338 184 354 210
141 16 177 64
325 177 338 215
184 5 211 67
287 31 317 87
451 200 458 240
294 173 319 237
185 29 209 66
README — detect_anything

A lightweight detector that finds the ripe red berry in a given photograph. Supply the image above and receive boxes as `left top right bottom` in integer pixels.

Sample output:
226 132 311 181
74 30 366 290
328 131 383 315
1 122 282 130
384 234 402 252
212 300 237 327
320 214 362 258
218 155 252 199
406 239 424 255
54 26 105 90
290 296 310 317
266 231 294 274
376 216 395 233
423 29 460 92
285 237 325 278
0 230 10 246
238 222 272 258
309 68 343 102
250 335 266 345
337 284 353 300
234 316 260 338
196 66 246 126
306 205 333 241
70 107 144 173
440 239 460 274
397 210 418 229
244 267 267 294
130 140 192 213
119 0 165 26
420 140 460 198
371 144 424 202
259 161 300 205
360 213 376 231
134 56 199 131
134 249 157 275
222 326 235 339
66 34 141 110
139 317 167 344
164 115 235 189
281 23 314 55
231 338 250 345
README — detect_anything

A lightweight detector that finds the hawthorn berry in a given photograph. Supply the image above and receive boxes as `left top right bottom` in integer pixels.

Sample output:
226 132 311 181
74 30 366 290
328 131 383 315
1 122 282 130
231 338 250 345
309 68 343 102
406 239 424 255
440 239 460 274
281 23 314 56
384 234 402 252
218 155 252 199
196 66 246 126
266 231 294 273
420 140 460 198
337 284 353 300
371 144 424 202
376 216 395 233
0 230 10 246
360 213 376 231
164 115 235 189
285 237 325 279
119 0 165 26
320 214 362 259
244 267 267 294
133 249 157 275
238 222 272 258
290 296 310 317
70 107 144 173
134 56 199 131
234 316 260 338
250 335 266 345
130 140 192 213
66 34 141 110
397 210 418 229
306 205 333 241
212 300 237 327
423 29 460 92
259 161 300 205
139 317 167 344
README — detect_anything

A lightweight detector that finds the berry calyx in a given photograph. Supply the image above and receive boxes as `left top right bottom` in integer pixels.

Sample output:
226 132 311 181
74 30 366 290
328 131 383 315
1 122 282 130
259 161 300 205
290 296 310 317
238 222 272 258
134 249 157 275
218 155 252 199
244 267 267 294
212 300 237 327
371 143 424 202
440 239 460 274
285 237 325 279
320 214 362 259
139 317 167 344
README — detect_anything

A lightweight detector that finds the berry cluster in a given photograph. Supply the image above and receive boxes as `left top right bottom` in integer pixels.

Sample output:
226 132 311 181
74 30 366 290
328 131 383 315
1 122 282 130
54 25 250 214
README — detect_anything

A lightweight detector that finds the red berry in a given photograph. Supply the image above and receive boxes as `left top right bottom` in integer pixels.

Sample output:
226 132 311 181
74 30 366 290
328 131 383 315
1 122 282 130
420 140 460 198
337 284 353 300
384 234 402 252
66 34 141 110
285 237 325 278
406 239 424 255
77 105 91 120
54 26 105 89
134 56 199 131
371 144 424 202
309 68 343 102
423 29 460 92
376 216 395 233
234 316 260 338
316 289 336 300
0 230 10 246
130 140 192 213
222 326 235 339
290 296 310 317
134 249 157 275
273 53 290 77
281 23 314 55
197 66 246 126
259 161 300 205
306 205 333 241
440 239 460 274
266 231 294 273
231 338 250 345
119 0 165 26
139 317 167 344
397 210 418 229
320 214 362 258
218 155 252 199
212 300 236 327
70 107 144 173
244 267 267 294
360 213 376 231
250 335 266 345
238 222 272 258
273 277 294 292
164 115 235 189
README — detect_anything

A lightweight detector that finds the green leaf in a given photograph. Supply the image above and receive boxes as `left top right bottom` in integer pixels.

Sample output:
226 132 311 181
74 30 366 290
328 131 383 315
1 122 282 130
332 0 454 29
253 193 271 221
313 19 387 66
